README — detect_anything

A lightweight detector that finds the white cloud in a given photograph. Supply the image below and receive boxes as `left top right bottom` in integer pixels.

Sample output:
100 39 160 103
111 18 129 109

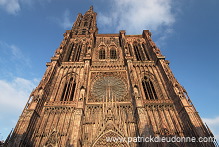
60 9 72 29
0 0 51 15
0 77 38 140
0 78 36 109
11 45 23 58
0 0 20 15
52 9 72 29
98 0 175 35
203 117 219 141
0 41 37 139
0 41 31 68
98 13 113 25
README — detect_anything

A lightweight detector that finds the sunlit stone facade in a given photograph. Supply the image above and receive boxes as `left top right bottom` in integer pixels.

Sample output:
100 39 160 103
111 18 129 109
7 6 216 147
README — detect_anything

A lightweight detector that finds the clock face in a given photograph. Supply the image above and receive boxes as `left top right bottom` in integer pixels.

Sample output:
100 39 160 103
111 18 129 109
91 76 127 101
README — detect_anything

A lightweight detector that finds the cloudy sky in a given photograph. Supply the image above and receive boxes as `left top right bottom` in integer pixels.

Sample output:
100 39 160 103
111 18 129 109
0 0 219 141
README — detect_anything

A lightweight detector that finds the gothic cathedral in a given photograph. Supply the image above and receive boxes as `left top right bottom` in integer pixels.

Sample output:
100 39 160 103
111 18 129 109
7 6 216 147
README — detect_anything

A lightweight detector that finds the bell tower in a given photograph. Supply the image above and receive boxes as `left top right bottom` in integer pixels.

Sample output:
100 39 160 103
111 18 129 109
72 6 98 35
6 7 216 147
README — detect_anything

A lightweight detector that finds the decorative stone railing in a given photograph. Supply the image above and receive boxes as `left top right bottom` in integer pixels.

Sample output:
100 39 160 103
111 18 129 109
143 99 173 105
44 101 77 107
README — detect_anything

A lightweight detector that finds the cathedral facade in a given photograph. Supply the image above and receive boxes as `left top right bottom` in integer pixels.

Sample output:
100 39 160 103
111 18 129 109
7 7 216 147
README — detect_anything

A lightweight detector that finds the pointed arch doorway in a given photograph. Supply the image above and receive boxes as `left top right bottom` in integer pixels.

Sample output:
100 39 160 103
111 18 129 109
91 130 130 147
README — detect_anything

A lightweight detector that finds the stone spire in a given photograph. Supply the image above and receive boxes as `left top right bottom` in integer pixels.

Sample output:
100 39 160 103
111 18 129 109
72 6 98 35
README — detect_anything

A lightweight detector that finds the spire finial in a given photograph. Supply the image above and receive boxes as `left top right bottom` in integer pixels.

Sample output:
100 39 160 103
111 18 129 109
90 5 93 11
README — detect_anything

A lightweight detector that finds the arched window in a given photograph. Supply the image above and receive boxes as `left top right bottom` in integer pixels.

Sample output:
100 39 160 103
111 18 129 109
142 43 150 60
65 43 74 61
66 43 82 62
60 77 76 101
84 22 88 27
74 44 82 61
99 48 106 59
128 44 133 56
133 43 145 61
142 76 158 100
110 48 117 59
71 43 82 61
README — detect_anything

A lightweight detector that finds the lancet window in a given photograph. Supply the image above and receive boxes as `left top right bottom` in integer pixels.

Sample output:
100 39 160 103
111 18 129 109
84 21 88 27
128 44 133 56
65 43 74 61
65 43 82 62
142 76 158 100
75 44 82 61
99 48 106 59
142 43 150 60
60 77 76 101
110 48 117 59
72 43 82 61
133 42 145 61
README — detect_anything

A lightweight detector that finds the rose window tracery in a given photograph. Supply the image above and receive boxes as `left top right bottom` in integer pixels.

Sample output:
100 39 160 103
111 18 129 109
91 76 127 102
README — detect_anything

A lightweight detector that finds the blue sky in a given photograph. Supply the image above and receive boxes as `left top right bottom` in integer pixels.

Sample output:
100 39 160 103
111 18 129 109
0 0 219 141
